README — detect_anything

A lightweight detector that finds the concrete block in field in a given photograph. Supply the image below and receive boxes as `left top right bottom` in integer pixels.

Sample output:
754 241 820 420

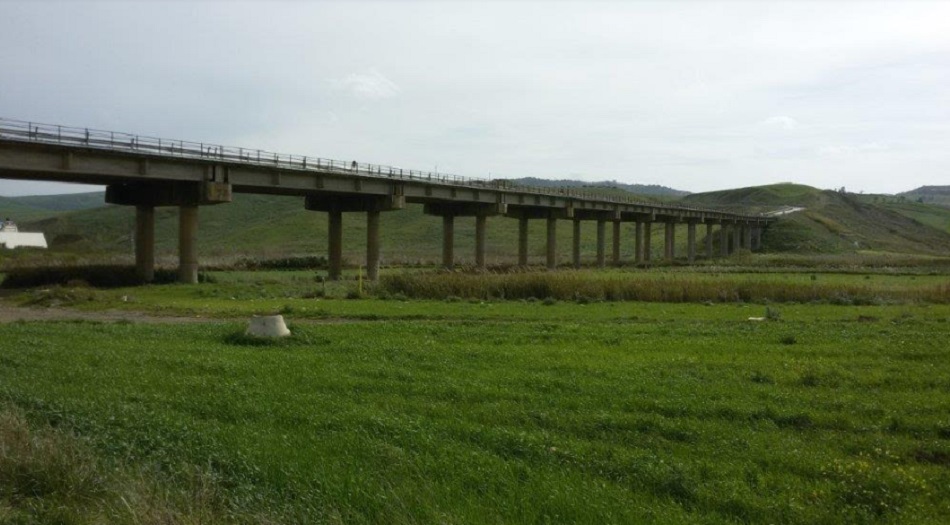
247 315 291 338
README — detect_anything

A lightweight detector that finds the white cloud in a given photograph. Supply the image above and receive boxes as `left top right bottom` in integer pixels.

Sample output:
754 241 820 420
760 116 800 131
818 142 888 156
331 69 400 100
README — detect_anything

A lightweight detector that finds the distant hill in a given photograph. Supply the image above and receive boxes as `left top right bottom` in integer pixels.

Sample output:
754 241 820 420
506 178 688 199
686 183 950 254
0 191 106 224
12 192 106 212
899 186 950 207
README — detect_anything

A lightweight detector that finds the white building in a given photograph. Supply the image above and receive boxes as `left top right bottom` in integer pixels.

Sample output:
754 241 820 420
0 219 47 249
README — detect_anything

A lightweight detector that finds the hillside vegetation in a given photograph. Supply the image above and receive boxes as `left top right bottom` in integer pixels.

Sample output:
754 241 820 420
900 185 950 207
3 183 950 262
686 184 950 255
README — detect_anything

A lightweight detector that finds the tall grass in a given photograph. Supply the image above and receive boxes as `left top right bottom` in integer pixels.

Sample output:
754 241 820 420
0 404 267 524
379 271 950 304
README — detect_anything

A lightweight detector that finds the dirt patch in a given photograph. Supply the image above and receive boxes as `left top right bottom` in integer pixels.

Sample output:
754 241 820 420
0 303 219 325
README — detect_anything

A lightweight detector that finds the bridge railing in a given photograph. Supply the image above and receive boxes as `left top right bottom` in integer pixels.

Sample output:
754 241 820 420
0 118 768 219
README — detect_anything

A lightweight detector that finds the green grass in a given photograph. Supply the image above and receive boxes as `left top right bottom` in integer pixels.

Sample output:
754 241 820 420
16 268 949 322
2 303 950 523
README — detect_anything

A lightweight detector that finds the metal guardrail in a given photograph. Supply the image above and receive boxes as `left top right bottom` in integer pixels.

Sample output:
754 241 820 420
0 118 768 219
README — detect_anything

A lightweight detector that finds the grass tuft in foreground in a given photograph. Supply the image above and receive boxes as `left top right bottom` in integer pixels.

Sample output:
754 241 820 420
0 404 268 525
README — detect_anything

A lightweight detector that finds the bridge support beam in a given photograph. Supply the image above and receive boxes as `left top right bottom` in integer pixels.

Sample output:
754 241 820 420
687 222 697 263
366 210 380 280
546 215 557 270
612 220 621 266
705 223 714 258
596 219 606 268
134 205 155 282
475 214 487 269
643 221 653 263
178 205 199 284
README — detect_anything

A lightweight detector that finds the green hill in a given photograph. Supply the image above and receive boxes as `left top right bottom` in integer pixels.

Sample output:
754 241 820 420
899 186 950 207
0 196 57 222
12 191 106 212
686 184 950 255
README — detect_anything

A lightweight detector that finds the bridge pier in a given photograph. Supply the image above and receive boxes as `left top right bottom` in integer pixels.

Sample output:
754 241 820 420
546 215 557 270
518 217 529 266
179 205 199 284
664 221 676 261
743 224 753 250
596 219 606 268
687 222 697 263
572 219 581 268
475 214 487 269
307 193 404 281
720 225 729 256
134 205 155 282
106 180 231 284
327 210 343 279
634 220 643 264
367 210 381 280
612 220 621 266
705 223 714 258
441 215 455 270
643 221 653 263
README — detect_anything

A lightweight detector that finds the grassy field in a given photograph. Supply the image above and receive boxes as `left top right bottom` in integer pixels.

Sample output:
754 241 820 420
2 271 950 523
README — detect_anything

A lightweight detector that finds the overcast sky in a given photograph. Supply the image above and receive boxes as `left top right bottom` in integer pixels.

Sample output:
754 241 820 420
2 0 949 196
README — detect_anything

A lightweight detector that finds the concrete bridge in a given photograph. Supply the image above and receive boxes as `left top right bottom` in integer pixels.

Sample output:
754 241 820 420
0 118 773 283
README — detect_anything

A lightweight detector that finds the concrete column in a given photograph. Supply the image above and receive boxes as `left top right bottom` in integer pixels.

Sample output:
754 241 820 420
442 214 455 270
475 214 487 269
687 222 696 263
752 226 761 250
743 224 753 250
634 220 643 264
670 222 676 259
135 205 155 282
328 210 343 280
518 217 529 266
664 222 675 260
178 205 199 284
730 225 739 254
643 221 653 262
366 210 380 280
705 223 714 258
572 218 582 268
612 220 621 266
546 215 557 270
596 219 606 268
720 225 729 257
